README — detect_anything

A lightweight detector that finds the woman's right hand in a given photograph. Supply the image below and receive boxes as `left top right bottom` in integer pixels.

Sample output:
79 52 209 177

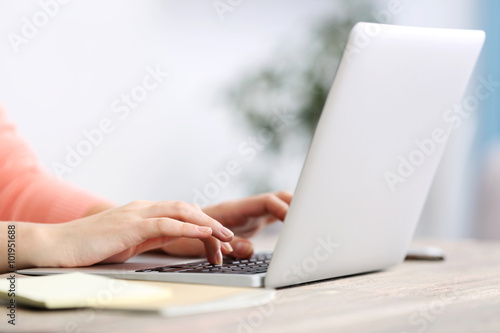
18 200 235 271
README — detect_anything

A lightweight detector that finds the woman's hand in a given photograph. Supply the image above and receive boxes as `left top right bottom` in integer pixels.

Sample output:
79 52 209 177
160 191 293 259
9 200 235 272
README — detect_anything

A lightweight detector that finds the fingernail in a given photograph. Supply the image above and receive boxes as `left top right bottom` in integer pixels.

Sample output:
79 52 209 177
215 249 223 265
221 242 233 253
220 227 234 239
233 242 253 257
197 226 212 234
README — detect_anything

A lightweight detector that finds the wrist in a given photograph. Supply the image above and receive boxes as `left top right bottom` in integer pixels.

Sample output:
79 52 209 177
0 222 51 272
17 222 65 269
82 203 116 217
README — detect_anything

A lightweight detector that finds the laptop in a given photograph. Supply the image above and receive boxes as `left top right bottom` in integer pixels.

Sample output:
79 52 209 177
19 23 485 288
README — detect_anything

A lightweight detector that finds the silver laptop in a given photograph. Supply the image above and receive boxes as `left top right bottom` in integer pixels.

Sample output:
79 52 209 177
19 23 485 288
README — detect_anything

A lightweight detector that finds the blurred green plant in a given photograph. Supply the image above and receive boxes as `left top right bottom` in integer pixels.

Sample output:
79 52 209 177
226 0 375 194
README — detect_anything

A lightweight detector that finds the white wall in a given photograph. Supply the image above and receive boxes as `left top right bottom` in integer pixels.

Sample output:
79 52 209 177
0 0 338 205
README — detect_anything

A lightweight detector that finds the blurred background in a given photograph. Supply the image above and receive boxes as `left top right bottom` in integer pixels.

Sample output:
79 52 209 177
0 0 498 239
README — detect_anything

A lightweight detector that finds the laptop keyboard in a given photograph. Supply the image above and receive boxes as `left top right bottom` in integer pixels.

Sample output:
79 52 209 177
135 252 272 275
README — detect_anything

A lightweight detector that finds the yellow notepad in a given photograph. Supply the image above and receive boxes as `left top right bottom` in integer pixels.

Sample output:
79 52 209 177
0 273 172 309
0 273 275 317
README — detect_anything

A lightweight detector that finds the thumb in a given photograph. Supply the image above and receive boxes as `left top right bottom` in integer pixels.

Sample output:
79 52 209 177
230 236 254 258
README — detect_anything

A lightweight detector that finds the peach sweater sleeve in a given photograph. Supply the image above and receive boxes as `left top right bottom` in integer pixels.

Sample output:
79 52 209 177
0 105 110 223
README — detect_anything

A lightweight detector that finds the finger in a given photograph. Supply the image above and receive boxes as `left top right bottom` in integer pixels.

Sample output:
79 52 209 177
229 236 254 258
139 217 213 241
143 201 234 242
161 236 251 261
261 194 289 222
101 236 179 264
201 237 223 265
231 220 264 236
161 238 206 257
275 190 293 205
161 237 231 256
221 242 233 255
234 193 290 222
134 236 181 254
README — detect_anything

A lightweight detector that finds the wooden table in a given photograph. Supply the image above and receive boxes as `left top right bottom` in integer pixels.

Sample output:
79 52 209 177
1 239 499 333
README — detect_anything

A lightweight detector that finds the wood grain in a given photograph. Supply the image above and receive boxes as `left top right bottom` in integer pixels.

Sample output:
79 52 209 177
1 239 499 333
